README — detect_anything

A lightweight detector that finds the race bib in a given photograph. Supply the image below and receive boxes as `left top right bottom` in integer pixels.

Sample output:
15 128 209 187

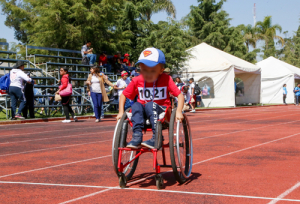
138 87 167 101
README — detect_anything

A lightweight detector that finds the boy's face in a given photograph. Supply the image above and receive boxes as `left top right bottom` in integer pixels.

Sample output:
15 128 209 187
140 63 164 83
122 75 128 80
189 80 193 84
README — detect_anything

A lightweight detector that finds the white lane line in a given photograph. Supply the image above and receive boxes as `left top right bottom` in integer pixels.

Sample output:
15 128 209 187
268 182 300 204
0 139 112 157
1 114 299 179
128 131 300 186
189 107 292 124
59 189 111 204
0 131 113 145
193 118 299 141
193 133 300 165
193 112 297 131
0 124 115 139
124 188 300 202
0 155 111 179
0 181 113 189
1 181 300 202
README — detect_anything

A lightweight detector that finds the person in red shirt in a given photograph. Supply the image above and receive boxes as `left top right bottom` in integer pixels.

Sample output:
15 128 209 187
117 48 184 149
123 53 131 66
99 51 111 72
99 51 108 65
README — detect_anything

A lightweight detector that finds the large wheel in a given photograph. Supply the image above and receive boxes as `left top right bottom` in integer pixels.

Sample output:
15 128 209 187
112 108 139 180
169 108 193 184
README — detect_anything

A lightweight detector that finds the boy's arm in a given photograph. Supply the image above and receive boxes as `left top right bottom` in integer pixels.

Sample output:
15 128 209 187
176 93 184 122
116 94 126 120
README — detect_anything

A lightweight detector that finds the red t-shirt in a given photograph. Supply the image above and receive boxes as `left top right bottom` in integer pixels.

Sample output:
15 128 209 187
123 58 131 66
122 73 181 107
99 55 107 65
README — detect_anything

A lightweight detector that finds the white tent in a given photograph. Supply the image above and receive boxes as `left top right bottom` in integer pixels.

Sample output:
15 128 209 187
257 57 300 104
183 43 261 107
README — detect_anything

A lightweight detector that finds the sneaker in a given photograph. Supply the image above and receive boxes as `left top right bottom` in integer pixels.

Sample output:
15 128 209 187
190 109 196 113
101 115 104 119
62 119 71 123
15 114 25 120
141 138 155 149
73 116 78 122
126 132 143 149
95 119 100 123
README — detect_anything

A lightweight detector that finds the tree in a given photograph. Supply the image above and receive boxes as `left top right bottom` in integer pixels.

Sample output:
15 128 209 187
0 0 129 55
256 16 284 59
279 27 300 67
237 24 259 51
137 20 193 70
185 0 258 63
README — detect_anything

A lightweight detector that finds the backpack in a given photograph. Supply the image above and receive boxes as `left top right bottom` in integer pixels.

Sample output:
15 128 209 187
194 85 201 95
0 73 10 91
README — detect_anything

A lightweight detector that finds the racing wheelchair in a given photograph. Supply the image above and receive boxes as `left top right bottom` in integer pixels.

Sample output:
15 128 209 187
112 106 193 189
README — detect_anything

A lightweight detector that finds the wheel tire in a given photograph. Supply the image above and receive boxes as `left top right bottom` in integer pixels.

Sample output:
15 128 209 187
155 174 164 190
169 108 193 184
112 108 139 181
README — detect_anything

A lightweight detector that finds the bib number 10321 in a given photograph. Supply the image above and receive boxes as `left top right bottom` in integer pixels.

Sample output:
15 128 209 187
138 87 167 100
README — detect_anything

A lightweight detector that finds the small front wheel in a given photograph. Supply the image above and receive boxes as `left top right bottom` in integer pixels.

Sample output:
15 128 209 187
155 174 164 190
119 173 127 188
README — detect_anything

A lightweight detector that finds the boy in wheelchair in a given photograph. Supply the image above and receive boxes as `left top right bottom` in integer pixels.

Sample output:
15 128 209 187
116 48 184 149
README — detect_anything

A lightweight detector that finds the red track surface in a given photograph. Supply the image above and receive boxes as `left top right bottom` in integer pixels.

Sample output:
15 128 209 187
0 106 300 203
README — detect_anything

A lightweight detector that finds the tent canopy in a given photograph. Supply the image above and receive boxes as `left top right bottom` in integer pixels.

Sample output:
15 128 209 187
183 43 261 107
185 43 260 73
257 56 299 104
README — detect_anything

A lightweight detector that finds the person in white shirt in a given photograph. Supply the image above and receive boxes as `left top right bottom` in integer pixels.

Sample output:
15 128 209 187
86 67 114 122
188 78 196 113
114 71 130 100
9 61 32 120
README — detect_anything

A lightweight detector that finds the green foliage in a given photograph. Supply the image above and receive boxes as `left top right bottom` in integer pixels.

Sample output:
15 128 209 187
137 20 193 70
255 16 284 59
185 0 258 63
279 27 300 67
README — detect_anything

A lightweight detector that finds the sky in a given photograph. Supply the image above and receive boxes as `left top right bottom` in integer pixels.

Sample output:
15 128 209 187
1 0 300 45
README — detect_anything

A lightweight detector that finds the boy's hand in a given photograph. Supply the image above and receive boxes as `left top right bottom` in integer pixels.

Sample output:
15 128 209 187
176 110 184 122
116 112 123 120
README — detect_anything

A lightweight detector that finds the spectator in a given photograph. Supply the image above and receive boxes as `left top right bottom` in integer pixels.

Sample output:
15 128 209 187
113 51 122 65
86 66 114 122
114 71 130 102
195 84 202 107
9 61 32 120
188 78 196 113
123 53 131 66
22 73 35 119
175 77 184 90
181 86 191 112
164 68 171 75
134 67 140 77
294 83 300 106
56 67 78 123
283 84 287 105
99 51 111 72
81 41 97 65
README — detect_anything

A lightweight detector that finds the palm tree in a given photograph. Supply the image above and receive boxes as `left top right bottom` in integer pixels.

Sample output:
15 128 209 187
143 0 176 21
255 16 284 48
238 24 259 51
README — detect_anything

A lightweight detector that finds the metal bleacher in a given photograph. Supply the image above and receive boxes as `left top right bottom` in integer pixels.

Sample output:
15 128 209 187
0 44 118 119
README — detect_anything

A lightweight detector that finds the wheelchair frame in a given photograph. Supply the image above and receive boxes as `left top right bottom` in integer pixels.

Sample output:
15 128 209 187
112 106 193 189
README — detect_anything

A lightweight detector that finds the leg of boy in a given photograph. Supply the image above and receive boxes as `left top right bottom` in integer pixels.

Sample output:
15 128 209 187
127 102 145 148
141 102 165 149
